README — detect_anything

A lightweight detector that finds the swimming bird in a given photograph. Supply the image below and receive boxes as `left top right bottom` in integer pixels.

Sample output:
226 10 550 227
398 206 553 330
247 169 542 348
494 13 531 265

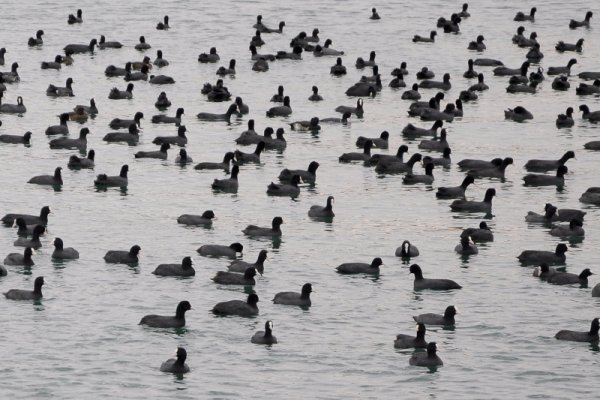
413 31 437 43
455 236 478 255
198 47 220 63
4 247 35 267
124 65 150 81
555 318 599 343
108 83 134 99
523 165 568 186
267 175 301 198
28 167 63 186
0 94 26 114
47 78 74 97
2 206 51 226
235 141 265 164
467 35 486 51
49 127 90 150
74 99 98 115
418 129 449 151
243 217 283 237
403 162 434 185
134 143 170 159
52 238 79 260
494 61 530 77
211 165 239 192
177 210 215 226
139 300 191 328
336 257 382 275
578 71 600 80
355 51 377 69
13 226 45 249
228 250 268 275
518 243 568 265
395 240 419 258
414 306 457 326
194 151 235 171
461 221 494 242
409 342 443 367
506 81 538 94
41 55 63 70
339 140 372 162
196 103 238 123
251 321 277 345
579 105 600 122
468 157 513 179
394 323 428 349
548 268 592 286
155 92 171 109
525 151 575 172
556 38 584 52
153 256 195 277
197 243 243 259
580 187 600 205
249 44 276 61
308 196 335 218
156 15 170 30
0 131 32 145
547 59 577 76
576 80 600 95
436 174 475 200
153 125 187 147
556 107 574 127
450 188 496 213
505 106 533 122
402 120 443 137
103 124 139 144
0 62 20 83
213 267 256 285
290 117 320 132
273 283 312 307
4 276 44 300
368 145 409 166
569 11 593 29
68 9 83 24
266 96 292 117
410 264 462 290
357 131 388 149
134 36 151 51
331 57 347 75
370 7 380 20
98 35 123 49
64 39 96 54
151 108 184 125
212 294 259 317
514 7 536 22
473 58 504 67
375 153 422 174
279 161 319 184
550 219 585 237
401 84 421 100
94 164 129 187
13 218 37 237
419 73 451 90
216 59 236 76
160 348 189 374
28 29 44 46
335 98 364 117
104 245 141 264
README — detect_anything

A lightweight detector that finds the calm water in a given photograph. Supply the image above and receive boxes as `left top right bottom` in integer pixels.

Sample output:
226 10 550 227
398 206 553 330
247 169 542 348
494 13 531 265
1 0 600 398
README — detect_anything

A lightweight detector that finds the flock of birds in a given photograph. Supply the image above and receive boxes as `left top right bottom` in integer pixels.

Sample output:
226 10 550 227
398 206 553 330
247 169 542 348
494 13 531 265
1 3 600 374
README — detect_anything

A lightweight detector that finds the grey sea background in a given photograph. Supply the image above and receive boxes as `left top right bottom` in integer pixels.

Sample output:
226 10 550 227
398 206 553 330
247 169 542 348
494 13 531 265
1 0 599 398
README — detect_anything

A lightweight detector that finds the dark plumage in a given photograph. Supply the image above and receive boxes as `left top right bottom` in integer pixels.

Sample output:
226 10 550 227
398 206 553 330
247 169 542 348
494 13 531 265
212 294 259 317
160 347 190 374
4 247 35 266
273 283 312 306
197 243 243 259
394 323 428 349
139 301 191 328
152 257 195 277
212 267 256 285
2 206 51 226
104 245 141 264
251 321 277 345
243 217 283 237
4 276 44 300
413 306 458 326
52 238 79 260
410 264 462 290
555 319 599 343
517 243 568 265
177 210 215 226
409 342 443 367
336 257 382 275
228 250 268 274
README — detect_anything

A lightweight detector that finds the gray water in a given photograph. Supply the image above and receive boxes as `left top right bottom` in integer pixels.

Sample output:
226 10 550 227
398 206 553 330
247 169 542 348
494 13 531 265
1 0 600 398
